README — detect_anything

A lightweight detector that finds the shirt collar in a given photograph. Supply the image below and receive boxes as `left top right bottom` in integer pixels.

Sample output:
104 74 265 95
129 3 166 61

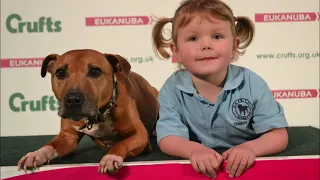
175 64 244 94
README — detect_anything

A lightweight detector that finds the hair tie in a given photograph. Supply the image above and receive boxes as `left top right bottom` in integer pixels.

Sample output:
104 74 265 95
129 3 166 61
170 18 173 23
234 16 237 21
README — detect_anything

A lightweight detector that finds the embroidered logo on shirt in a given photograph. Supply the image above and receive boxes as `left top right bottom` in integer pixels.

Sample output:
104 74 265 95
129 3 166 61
232 98 253 120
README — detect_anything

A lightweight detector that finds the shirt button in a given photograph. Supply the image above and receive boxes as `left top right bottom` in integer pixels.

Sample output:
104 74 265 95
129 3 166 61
205 103 210 107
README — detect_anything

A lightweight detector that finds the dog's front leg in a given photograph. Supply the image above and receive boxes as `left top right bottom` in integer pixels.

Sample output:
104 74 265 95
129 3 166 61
99 117 149 174
17 119 84 171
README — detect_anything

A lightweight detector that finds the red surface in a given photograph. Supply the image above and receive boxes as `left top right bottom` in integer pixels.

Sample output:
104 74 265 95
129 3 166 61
5 158 320 180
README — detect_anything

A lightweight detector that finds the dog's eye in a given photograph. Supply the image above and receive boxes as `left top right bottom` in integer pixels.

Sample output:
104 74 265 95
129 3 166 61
55 69 67 79
89 68 102 78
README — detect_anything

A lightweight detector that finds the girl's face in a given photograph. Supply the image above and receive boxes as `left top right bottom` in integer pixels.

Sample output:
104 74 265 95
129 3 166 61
171 15 238 77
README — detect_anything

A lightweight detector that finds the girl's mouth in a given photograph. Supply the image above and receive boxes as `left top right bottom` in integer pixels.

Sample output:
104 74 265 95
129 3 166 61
197 57 217 62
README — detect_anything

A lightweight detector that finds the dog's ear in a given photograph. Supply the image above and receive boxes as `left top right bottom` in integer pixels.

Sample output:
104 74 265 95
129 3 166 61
41 54 59 78
105 54 131 76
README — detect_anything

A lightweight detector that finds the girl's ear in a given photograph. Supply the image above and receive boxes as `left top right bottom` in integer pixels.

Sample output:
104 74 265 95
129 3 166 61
170 42 181 62
232 38 240 57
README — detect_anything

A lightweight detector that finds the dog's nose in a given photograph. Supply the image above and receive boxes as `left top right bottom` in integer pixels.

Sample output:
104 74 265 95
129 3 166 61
65 93 84 106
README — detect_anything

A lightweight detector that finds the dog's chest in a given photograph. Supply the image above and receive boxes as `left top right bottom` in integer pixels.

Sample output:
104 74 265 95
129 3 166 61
75 117 117 138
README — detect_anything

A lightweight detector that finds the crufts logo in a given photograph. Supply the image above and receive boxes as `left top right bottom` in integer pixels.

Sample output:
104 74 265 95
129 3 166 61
6 13 62 33
9 93 59 112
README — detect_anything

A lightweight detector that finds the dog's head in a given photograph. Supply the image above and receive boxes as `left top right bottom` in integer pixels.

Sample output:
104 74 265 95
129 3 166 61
41 49 131 121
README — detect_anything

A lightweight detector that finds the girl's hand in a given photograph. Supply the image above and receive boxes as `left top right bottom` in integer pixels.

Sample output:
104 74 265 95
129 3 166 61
189 147 224 178
222 146 255 178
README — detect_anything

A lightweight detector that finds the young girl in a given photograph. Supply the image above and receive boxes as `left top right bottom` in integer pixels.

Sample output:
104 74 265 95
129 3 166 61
152 0 289 178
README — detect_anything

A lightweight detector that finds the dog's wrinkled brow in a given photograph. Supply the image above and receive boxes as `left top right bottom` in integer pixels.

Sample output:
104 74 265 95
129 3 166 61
88 64 99 69
57 64 68 71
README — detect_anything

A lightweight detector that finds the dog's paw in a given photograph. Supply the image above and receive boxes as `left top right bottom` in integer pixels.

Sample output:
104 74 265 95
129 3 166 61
17 146 55 172
17 152 48 172
99 154 123 174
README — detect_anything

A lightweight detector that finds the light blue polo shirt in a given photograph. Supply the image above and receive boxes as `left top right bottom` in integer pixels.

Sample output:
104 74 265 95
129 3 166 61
156 64 289 149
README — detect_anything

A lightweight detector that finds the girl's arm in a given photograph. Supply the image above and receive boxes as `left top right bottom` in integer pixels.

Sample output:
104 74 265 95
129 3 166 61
158 135 207 159
239 128 288 156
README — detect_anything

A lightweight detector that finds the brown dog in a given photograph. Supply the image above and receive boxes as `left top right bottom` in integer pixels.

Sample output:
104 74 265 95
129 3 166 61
17 49 159 174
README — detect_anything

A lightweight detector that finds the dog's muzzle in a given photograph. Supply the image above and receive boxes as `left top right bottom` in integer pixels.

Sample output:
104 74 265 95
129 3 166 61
59 92 91 121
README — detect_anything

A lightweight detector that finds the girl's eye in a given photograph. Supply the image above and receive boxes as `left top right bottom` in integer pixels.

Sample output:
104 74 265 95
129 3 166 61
213 34 223 39
188 36 197 41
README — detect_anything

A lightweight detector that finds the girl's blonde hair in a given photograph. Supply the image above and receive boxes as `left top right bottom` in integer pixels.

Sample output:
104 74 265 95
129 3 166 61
152 0 255 61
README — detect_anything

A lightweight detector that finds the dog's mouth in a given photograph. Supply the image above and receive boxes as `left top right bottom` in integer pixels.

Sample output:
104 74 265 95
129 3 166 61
60 111 103 123
62 114 91 121
57 99 114 130
60 112 105 130
59 108 97 120
58 99 100 121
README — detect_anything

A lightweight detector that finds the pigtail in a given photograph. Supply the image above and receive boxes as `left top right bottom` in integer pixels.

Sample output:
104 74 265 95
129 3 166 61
234 16 255 55
152 17 172 59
